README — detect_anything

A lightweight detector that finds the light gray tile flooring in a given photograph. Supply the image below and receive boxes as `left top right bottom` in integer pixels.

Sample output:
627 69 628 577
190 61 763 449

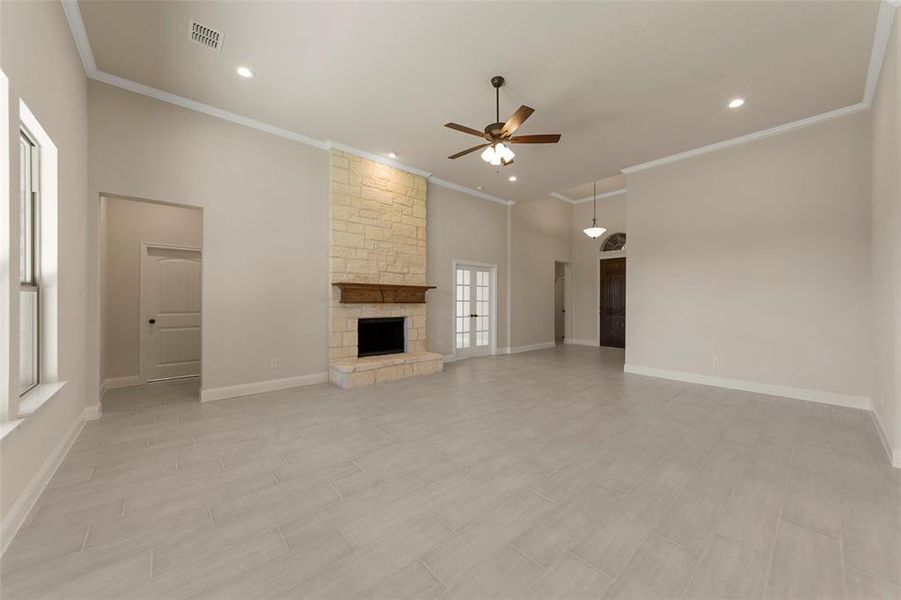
2 345 899 599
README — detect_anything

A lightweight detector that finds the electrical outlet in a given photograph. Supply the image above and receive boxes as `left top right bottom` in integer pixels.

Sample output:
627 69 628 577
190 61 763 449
712 356 720 367
269 359 279 370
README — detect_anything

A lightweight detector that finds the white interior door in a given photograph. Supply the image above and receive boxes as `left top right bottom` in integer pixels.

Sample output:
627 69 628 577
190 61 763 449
454 264 494 358
141 245 202 382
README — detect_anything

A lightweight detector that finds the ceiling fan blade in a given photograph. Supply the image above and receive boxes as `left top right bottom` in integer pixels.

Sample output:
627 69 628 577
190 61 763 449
445 122 488 138
447 143 489 159
501 105 535 137
509 134 561 144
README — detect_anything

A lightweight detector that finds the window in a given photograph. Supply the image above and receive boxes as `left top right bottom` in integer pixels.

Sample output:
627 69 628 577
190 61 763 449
601 232 627 252
19 129 39 395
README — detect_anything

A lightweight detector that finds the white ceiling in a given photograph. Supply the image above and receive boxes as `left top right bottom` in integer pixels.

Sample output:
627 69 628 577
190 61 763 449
77 1 882 203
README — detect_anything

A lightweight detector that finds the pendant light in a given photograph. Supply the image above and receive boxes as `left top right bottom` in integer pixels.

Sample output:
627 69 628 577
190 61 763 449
583 181 607 239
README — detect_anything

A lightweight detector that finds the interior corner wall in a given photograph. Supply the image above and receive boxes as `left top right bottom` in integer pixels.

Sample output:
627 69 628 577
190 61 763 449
102 198 203 382
87 81 329 395
0 0 89 523
625 112 873 401
509 197 573 349
426 185 509 357
571 195 627 345
869 7 901 459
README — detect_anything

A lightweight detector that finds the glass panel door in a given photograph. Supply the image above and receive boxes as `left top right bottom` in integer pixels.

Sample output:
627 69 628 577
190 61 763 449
454 265 493 357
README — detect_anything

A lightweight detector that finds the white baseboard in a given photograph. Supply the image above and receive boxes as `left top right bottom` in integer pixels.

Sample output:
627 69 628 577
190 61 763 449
1 405 93 556
870 407 900 468
100 375 142 397
200 372 328 402
565 338 598 347
505 341 557 354
623 364 872 411
83 402 102 421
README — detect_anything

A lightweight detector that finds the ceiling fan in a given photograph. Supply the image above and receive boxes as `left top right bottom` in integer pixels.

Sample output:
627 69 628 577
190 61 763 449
445 75 561 167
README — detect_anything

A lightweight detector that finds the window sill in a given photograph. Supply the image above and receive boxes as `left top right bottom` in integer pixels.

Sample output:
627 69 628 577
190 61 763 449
0 418 25 441
1 382 68 442
18 381 66 417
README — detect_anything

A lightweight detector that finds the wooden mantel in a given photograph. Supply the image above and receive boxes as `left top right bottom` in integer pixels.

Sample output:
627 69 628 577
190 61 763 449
332 282 436 304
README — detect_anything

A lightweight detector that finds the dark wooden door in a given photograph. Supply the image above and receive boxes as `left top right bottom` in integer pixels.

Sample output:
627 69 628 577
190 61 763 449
599 258 626 348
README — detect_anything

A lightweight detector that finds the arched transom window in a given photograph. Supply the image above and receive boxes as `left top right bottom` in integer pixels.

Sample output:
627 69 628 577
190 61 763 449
601 232 626 252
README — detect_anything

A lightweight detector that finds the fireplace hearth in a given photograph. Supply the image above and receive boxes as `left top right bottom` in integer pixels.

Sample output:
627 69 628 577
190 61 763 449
358 317 405 357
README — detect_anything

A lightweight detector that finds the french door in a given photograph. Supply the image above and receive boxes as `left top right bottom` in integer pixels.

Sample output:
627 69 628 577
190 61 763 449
454 264 494 357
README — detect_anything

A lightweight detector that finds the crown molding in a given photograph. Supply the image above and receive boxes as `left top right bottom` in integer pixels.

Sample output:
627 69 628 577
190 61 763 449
549 192 573 204
622 103 868 174
570 188 627 204
429 177 515 206
61 0 96 74
91 70 330 150
864 0 900 105
622 0 896 175
549 188 626 205
324 141 432 178
62 0 896 196
60 0 509 207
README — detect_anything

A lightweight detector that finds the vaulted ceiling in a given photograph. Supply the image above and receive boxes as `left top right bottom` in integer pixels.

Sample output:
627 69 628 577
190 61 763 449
76 1 882 203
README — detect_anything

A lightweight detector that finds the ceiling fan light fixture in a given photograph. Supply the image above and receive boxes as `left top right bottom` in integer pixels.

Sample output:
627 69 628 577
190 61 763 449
498 143 515 163
480 146 496 163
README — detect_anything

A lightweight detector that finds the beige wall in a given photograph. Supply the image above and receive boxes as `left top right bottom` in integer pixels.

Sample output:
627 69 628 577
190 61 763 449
571 195 627 345
427 185 509 356
87 82 329 394
101 198 202 381
1 1 89 522
510 197 573 348
870 8 901 456
626 112 872 399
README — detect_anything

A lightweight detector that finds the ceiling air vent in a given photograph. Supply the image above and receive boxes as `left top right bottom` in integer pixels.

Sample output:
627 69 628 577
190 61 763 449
189 20 223 52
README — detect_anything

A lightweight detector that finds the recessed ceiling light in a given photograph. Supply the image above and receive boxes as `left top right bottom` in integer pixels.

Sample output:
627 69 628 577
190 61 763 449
236 66 253 78
728 98 745 109
508 176 517 182
476 186 484 191
387 152 397 159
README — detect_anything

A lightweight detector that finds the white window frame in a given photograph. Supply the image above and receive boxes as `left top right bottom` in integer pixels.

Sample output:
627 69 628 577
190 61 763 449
18 127 40 396
5 100 63 425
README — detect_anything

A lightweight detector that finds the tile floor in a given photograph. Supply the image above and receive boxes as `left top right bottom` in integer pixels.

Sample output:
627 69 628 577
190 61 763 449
2 345 899 599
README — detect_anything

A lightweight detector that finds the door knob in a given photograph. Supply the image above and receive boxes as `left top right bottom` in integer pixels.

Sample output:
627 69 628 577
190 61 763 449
148 318 156 324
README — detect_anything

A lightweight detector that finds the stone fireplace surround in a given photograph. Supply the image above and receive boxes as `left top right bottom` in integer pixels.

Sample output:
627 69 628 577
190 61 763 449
327 150 443 389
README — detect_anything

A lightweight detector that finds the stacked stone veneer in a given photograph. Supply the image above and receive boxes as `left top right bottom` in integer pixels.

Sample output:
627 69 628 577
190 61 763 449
328 150 442 388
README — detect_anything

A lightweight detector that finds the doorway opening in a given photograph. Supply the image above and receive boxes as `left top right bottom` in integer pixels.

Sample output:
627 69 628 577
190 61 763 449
554 261 572 344
100 196 203 404
453 261 497 359
599 257 626 348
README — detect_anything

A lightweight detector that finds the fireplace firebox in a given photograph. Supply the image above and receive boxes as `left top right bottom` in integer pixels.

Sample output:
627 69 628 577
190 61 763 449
358 317 405 357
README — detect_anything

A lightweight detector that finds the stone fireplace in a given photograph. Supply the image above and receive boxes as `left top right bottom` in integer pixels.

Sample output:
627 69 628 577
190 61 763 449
327 150 443 388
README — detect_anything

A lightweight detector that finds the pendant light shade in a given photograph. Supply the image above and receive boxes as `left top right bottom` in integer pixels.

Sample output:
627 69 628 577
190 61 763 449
583 181 607 239
583 222 606 239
